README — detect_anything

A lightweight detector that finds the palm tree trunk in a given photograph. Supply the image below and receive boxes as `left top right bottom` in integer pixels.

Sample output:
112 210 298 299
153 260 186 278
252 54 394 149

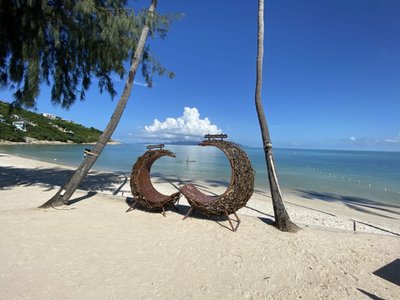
255 0 298 232
39 0 158 208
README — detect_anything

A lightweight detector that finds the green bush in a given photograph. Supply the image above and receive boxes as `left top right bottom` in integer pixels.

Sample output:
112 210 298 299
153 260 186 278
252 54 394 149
0 122 25 141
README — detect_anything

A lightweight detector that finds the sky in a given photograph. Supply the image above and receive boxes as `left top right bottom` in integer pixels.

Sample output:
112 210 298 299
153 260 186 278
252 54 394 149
1 0 399 151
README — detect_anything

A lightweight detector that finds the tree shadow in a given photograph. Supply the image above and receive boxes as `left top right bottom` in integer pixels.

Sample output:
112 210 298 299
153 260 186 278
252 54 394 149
112 173 128 195
345 203 398 220
69 191 98 205
257 217 275 226
253 189 271 198
0 166 127 195
243 205 276 227
244 205 275 219
296 189 400 220
285 201 337 217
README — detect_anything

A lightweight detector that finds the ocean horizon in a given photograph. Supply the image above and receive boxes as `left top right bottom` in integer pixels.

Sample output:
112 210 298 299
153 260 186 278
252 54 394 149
1 143 399 207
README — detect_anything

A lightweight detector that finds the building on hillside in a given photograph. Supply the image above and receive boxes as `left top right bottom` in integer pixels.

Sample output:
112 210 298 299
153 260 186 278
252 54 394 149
42 113 57 120
27 121 37 127
0 114 5 123
12 120 27 131
52 124 74 134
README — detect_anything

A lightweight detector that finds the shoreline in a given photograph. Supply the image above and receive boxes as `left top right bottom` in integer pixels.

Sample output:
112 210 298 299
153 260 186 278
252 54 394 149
1 151 399 237
0 140 122 145
1 152 399 299
1 144 399 208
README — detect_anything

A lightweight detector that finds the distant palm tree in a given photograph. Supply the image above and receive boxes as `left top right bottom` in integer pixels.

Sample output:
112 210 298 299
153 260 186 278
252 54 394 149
254 0 298 232
40 0 158 208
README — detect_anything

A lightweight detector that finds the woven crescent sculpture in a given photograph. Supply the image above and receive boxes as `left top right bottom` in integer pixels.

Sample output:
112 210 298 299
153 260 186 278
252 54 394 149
128 148 180 216
180 139 255 230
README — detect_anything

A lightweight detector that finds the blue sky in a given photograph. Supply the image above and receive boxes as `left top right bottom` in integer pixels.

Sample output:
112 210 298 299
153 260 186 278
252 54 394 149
1 0 399 151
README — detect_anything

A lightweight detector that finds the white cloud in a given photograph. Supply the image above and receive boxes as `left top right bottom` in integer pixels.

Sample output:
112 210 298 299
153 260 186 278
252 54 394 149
144 107 222 140
350 136 356 141
134 81 150 87
384 133 400 143
384 139 399 143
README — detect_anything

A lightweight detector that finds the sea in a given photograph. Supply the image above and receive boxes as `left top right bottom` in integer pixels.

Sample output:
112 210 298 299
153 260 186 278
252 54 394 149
1 144 399 207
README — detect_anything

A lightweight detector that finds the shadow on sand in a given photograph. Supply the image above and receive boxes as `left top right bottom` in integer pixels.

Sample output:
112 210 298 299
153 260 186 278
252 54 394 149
0 166 128 199
372 259 400 287
296 189 400 220
356 288 385 300
125 195 276 232
1 165 276 230
124 196 241 231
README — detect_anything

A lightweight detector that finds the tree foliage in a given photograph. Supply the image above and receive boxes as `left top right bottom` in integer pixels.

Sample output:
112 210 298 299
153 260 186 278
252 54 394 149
0 0 175 109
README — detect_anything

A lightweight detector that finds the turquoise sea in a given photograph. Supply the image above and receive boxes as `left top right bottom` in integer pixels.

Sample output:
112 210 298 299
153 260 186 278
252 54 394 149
1 144 399 207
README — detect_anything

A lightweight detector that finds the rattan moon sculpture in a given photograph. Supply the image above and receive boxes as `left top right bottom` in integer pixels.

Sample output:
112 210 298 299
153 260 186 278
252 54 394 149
128 148 180 216
180 138 255 230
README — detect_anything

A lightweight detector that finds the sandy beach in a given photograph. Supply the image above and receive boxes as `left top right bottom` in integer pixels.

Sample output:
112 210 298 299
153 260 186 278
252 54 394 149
1 152 399 299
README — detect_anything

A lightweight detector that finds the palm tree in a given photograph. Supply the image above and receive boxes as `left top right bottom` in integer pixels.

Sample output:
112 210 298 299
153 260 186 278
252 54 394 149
40 0 158 208
254 0 298 232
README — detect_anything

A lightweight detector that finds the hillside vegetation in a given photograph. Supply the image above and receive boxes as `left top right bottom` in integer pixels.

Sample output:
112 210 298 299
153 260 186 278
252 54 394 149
0 101 102 143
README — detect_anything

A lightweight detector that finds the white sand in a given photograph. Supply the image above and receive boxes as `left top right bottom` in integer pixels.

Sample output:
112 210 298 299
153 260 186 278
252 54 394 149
1 152 399 299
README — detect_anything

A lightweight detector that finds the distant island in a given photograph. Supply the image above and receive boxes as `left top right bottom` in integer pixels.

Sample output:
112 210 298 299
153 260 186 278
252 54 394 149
0 100 106 144
165 140 249 148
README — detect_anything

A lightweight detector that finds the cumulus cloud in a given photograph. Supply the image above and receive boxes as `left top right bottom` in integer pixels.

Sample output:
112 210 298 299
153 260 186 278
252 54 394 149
144 107 222 140
349 136 356 141
384 137 400 143
134 81 150 87
384 139 399 143
384 133 400 143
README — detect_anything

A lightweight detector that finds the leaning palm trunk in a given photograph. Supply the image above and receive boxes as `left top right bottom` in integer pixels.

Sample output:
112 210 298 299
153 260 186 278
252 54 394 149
39 0 158 208
254 0 298 232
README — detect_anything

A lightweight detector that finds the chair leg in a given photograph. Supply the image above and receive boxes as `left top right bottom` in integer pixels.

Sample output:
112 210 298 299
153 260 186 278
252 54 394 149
171 203 180 213
183 207 195 220
125 201 137 213
233 211 241 224
161 206 166 217
225 209 241 232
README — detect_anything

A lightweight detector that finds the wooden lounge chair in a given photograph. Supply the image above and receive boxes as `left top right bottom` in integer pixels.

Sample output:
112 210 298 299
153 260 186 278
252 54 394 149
127 146 180 216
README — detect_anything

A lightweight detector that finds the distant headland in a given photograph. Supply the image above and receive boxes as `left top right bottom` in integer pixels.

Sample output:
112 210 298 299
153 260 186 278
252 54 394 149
0 100 117 144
